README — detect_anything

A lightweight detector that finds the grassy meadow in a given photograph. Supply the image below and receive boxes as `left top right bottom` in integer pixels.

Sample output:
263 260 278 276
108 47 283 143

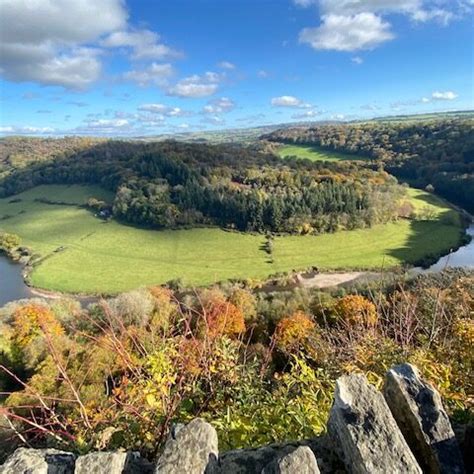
277 144 369 162
0 185 463 294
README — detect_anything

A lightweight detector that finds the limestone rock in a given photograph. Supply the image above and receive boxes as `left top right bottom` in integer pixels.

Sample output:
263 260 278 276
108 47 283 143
328 373 421 474
384 363 464 474
0 447 75 474
262 446 320 474
75 451 153 473
155 418 218 474
216 437 342 474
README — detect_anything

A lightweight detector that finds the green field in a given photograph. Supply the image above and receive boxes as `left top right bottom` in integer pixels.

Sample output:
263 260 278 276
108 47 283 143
277 144 368 162
0 185 463 294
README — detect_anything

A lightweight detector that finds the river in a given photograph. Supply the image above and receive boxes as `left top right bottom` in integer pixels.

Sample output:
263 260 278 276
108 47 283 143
1 224 473 307
0 256 33 306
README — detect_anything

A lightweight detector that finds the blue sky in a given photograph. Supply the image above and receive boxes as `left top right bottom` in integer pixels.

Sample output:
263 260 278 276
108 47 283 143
0 0 472 136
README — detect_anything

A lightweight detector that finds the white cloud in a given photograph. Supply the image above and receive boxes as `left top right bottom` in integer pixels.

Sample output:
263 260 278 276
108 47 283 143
0 42 103 89
351 56 364 64
138 103 189 117
0 0 126 45
0 125 55 135
300 13 394 51
101 29 181 60
123 63 175 87
0 0 126 89
271 95 311 108
392 90 459 108
292 109 321 119
431 90 458 100
295 1 464 53
84 119 130 129
201 115 225 125
317 0 455 22
257 70 269 78
202 97 235 114
218 61 236 70
135 114 166 126
318 0 422 15
0 0 181 89
74 118 140 135
411 8 454 24
167 72 223 98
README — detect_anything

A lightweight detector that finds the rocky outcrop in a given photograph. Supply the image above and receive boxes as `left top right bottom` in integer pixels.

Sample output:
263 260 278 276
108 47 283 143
262 446 320 474
384 363 464 474
217 438 336 474
328 374 422 473
0 448 75 474
1 364 467 474
75 451 153 473
155 418 218 474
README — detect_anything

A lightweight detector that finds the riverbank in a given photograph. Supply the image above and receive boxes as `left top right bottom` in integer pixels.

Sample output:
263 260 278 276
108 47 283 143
2 220 473 306
0 184 464 294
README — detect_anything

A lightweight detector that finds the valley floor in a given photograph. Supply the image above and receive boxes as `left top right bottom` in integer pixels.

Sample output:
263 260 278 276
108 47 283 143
0 185 464 294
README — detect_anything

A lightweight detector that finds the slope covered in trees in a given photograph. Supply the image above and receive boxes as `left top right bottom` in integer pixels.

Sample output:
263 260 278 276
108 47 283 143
0 140 405 235
263 119 474 212
0 270 472 459
0 137 104 179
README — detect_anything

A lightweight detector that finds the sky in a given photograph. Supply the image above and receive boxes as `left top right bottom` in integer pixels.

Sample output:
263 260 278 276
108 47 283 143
0 0 473 136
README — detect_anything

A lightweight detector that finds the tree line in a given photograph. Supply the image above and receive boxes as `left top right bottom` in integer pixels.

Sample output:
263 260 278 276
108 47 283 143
0 140 404 234
263 119 474 212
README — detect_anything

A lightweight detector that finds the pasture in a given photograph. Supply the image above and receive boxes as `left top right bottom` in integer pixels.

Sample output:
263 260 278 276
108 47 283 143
0 185 463 294
277 144 368 162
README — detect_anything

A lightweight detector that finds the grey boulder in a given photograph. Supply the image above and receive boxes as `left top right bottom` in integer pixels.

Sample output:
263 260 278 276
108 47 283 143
75 451 153 473
384 363 464 474
262 446 320 474
328 373 421 474
155 418 218 474
0 448 75 474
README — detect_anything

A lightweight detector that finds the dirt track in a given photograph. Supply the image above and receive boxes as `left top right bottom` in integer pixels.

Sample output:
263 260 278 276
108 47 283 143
297 271 383 289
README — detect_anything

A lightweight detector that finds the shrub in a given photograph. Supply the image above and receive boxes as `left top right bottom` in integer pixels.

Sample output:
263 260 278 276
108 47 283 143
229 288 257 322
0 272 472 459
274 311 316 353
334 294 377 327
199 290 246 338
0 232 21 252
108 289 155 327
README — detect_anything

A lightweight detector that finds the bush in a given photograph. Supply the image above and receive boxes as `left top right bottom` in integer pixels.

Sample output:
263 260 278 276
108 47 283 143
334 294 377 327
274 311 315 353
108 289 155 327
0 272 472 458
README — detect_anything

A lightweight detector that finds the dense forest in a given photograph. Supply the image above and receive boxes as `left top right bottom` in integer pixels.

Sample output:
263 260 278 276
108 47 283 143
0 139 403 235
0 137 103 179
263 119 474 212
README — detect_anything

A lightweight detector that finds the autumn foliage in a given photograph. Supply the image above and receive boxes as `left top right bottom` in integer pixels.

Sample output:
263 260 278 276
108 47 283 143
275 311 316 352
200 291 246 338
334 294 377 327
0 271 472 460
12 304 64 347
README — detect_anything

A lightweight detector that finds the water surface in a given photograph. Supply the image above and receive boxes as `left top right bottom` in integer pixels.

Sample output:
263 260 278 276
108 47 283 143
0 256 33 306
